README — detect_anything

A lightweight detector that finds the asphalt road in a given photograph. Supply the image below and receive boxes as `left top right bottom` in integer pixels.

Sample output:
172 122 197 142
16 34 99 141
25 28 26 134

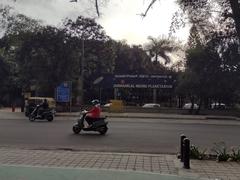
0 116 240 154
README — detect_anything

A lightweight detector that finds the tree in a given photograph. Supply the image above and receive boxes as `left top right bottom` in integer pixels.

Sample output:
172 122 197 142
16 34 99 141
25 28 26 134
0 5 42 36
80 0 238 42
63 16 109 41
0 9 118 102
62 16 115 102
136 0 240 41
177 45 216 113
11 0 240 38
170 0 240 111
145 36 180 65
228 0 240 40
177 26 239 113
176 0 240 41
0 5 13 33
16 26 79 96
0 5 46 104
0 56 9 98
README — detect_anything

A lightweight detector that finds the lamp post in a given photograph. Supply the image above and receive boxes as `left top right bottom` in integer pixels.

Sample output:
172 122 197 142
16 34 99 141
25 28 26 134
76 38 85 105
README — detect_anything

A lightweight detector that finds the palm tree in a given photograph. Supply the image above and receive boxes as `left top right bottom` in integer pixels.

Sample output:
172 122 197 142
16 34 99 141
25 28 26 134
145 36 180 65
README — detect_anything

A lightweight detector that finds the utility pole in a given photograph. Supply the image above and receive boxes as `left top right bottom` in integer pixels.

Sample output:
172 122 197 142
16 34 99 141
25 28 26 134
76 38 85 105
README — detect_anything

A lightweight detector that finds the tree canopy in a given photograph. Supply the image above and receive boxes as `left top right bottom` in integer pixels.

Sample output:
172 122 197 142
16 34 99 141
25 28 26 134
0 5 177 104
145 36 180 65
1 2 239 109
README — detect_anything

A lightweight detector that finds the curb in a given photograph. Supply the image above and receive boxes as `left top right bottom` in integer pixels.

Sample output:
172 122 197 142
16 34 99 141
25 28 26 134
205 117 238 120
1 111 239 121
55 114 204 120
55 113 239 121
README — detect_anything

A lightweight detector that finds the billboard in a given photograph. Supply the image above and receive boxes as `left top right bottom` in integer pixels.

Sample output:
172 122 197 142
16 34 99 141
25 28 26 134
94 74 175 89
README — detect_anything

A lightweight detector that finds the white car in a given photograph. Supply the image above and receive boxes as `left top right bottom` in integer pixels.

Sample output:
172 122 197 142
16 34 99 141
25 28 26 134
142 103 160 108
183 103 199 109
211 103 226 109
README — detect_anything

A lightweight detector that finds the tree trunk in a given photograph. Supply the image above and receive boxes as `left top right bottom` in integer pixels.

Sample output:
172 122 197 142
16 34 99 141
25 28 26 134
196 97 202 115
155 53 158 63
229 0 240 40
189 96 195 114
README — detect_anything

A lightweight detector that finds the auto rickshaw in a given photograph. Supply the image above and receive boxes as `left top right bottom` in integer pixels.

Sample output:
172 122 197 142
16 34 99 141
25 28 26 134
25 97 56 117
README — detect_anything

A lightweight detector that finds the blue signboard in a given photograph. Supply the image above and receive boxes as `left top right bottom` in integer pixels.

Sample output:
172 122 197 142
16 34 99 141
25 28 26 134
56 82 71 102
94 74 175 89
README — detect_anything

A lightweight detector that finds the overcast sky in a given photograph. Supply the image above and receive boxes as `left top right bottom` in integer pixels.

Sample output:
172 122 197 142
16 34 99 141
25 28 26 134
1 0 189 45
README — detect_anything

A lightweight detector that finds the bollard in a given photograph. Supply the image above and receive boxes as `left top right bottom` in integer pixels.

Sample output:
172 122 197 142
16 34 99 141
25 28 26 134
180 134 186 162
183 138 190 169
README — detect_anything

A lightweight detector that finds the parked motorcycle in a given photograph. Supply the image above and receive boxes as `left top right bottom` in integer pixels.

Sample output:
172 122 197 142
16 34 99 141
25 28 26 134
28 105 54 122
72 110 108 135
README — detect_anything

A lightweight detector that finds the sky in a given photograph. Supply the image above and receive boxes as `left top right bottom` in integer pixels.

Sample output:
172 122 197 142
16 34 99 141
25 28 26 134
1 0 190 45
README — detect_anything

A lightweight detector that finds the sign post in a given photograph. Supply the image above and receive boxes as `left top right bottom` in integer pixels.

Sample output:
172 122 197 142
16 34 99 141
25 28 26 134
56 82 72 112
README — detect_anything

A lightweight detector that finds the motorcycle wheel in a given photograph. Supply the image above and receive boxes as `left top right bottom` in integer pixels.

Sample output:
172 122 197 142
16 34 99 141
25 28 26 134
98 126 108 135
47 115 53 122
72 125 81 134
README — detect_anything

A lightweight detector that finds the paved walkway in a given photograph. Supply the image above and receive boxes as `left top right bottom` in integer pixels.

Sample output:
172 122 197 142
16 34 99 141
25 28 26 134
0 147 239 180
0 165 195 180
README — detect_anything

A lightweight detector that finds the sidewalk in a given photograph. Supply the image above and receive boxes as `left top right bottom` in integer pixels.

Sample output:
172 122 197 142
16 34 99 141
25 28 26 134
0 165 197 180
0 147 239 180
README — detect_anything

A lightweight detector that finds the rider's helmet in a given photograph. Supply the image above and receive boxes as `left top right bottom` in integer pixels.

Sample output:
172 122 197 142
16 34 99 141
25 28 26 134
91 99 100 106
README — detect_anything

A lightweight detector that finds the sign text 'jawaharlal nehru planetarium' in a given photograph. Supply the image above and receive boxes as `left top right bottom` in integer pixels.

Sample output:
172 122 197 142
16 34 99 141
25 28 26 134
93 74 176 104
112 74 174 89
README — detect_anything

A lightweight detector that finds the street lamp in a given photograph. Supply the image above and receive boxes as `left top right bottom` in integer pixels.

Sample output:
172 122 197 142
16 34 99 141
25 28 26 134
76 38 85 105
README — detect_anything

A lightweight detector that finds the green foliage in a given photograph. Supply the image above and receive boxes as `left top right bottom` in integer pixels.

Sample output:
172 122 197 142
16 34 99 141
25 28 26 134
230 147 240 161
0 8 174 102
190 145 207 160
61 16 117 98
145 36 180 65
189 142 240 162
0 4 42 36
16 26 79 96
177 0 240 40
177 20 240 111
0 56 9 89
2 2 238 106
63 16 109 41
6 14 42 36
0 4 14 32
211 142 231 162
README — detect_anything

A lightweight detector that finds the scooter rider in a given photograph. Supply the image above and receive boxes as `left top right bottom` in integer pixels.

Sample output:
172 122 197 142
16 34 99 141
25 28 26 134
72 99 108 134
85 99 101 126
36 99 49 117
42 99 49 109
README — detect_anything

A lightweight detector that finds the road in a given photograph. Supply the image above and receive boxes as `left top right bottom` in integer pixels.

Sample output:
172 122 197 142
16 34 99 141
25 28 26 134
0 115 240 154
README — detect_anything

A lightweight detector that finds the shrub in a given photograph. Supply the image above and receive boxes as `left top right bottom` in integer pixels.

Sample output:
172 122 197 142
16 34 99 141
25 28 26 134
230 146 240 161
190 145 207 160
211 142 230 162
